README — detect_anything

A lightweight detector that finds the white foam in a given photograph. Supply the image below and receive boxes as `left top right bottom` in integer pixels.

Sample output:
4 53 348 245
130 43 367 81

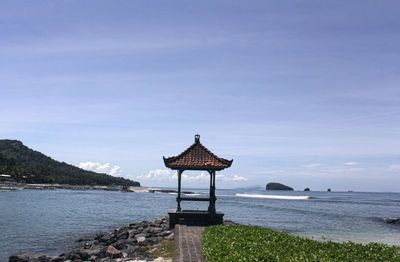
236 193 310 200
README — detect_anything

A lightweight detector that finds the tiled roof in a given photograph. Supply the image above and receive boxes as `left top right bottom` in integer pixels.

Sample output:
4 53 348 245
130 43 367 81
163 135 233 170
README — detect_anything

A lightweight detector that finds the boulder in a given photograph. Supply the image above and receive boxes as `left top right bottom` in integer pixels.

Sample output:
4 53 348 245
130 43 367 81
49 256 65 262
161 230 171 237
166 233 175 241
136 237 146 245
106 246 121 257
113 239 128 250
116 230 129 240
304 188 310 191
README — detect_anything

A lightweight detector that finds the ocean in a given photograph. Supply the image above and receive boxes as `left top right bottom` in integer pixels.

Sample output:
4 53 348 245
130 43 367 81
1 188 400 261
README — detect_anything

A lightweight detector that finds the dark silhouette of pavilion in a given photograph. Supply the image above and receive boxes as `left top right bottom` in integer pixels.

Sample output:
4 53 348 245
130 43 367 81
163 134 232 228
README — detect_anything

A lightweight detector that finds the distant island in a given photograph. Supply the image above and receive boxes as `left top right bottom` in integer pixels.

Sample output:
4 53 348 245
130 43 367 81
266 182 293 191
0 139 140 186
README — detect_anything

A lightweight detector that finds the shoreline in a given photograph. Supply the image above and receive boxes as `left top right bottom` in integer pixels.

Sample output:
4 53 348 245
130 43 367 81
0 182 195 194
8 216 400 262
9 217 175 262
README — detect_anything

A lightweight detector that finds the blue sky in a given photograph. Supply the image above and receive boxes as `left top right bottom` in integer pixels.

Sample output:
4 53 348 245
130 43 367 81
1 1 400 191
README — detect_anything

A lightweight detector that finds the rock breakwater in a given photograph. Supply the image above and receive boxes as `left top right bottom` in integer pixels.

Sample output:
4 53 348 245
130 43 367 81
9 217 174 262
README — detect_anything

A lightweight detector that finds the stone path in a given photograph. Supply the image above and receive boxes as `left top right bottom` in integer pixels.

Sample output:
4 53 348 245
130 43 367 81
175 225 206 262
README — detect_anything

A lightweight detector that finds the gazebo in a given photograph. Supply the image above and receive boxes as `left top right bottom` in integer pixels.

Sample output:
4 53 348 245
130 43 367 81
163 134 232 228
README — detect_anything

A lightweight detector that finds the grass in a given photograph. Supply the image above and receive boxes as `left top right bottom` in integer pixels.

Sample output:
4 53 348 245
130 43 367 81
147 239 178 259
202 225 400 262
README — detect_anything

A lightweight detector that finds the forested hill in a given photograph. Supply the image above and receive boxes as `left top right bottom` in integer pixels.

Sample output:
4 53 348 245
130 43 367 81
0 140 140 186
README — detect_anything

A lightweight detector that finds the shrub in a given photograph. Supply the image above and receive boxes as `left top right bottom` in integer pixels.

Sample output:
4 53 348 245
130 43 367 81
202 225 400 261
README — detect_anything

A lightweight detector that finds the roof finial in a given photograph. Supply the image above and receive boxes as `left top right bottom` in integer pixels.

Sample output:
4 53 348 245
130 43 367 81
195 134 200 143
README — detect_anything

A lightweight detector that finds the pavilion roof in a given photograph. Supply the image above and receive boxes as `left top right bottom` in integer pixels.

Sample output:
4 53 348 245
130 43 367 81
163 135 233 170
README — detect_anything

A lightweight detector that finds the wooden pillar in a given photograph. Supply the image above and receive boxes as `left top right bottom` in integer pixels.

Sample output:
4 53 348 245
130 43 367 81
208 170 212 212
209 170 216 216
177 169 182 211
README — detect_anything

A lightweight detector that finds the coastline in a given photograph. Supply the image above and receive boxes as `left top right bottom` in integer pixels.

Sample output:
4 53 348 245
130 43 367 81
0 183 194 194
2 188 400 261
9 216 400 262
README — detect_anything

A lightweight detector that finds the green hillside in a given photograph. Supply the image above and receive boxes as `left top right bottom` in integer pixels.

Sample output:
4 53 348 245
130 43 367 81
0 140 140 186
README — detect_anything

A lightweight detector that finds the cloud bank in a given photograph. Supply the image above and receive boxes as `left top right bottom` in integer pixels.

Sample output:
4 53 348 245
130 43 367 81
128 169 247 187
78 162 121 177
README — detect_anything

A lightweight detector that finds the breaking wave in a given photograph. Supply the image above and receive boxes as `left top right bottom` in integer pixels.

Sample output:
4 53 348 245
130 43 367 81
236 193 310 200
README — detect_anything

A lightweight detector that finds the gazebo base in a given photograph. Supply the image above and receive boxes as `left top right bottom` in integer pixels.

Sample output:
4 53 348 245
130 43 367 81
168 209 224 229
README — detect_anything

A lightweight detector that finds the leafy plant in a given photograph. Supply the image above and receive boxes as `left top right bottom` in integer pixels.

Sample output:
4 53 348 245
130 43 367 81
202 225 400 261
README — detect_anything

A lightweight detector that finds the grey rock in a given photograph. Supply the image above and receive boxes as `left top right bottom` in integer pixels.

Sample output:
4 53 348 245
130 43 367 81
161 230 171 236
9 255 27 262
10 253 47 262
106 245 121 256
66 252 80 261
136 237 146 245
86 246 105 257
10 216 176 262
166 233 174 240
135 233 146 239
99 234 112 243
77 250 89 260
49 257 65 262
39 255 50 262
83 241 92 249
113 239 128 250
152 227 162 233
121 244 138 256
116 230 128 240
128 229 138 238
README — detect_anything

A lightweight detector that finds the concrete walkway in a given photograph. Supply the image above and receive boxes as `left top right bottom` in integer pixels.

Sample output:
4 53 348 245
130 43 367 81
174 225 206 262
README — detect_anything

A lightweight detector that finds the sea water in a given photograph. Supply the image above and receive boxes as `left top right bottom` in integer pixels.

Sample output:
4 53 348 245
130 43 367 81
1 188 400 261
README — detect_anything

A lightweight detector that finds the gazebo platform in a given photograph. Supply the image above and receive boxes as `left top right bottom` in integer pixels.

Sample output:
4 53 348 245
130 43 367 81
168 209 224 228
163 135 232 229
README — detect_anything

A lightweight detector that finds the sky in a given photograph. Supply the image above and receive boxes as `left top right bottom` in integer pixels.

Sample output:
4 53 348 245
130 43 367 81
1 1 400 191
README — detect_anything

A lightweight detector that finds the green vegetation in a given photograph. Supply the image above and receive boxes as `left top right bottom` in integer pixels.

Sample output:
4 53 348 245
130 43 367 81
202 225 400 262
0 139 140 186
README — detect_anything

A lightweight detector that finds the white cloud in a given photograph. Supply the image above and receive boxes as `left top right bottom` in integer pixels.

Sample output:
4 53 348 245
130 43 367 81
390 165 400 170
304 163 322 168
345 162 358 166
128 169 248 186
78 162 121 177
232 175 248 182
215 174 247 182
182 172 209 182
130 169 176 182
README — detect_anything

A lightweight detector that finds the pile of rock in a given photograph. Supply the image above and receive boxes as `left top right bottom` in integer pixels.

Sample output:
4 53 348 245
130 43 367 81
9 217 174 262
